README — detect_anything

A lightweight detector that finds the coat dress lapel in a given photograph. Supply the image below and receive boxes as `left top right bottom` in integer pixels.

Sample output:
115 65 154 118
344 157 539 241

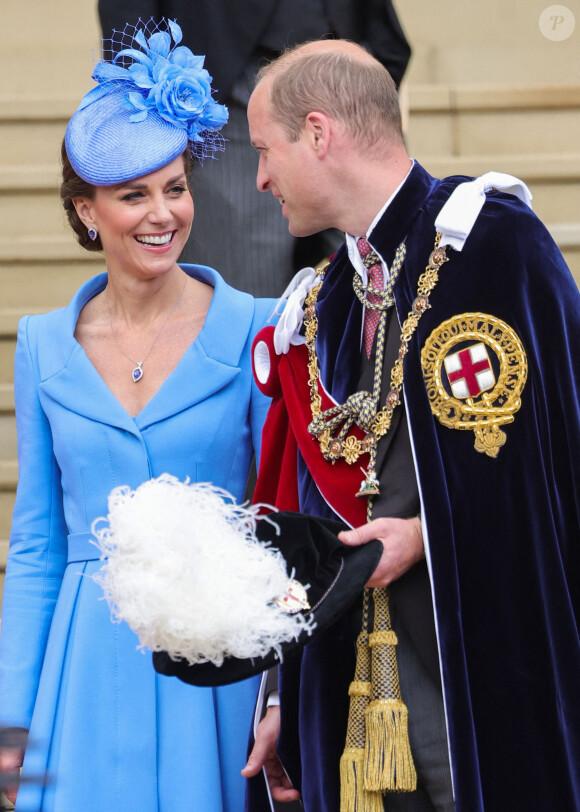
37 265 256 434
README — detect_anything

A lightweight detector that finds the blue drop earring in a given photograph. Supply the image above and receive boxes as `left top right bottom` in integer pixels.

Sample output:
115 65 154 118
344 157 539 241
88 226 98 241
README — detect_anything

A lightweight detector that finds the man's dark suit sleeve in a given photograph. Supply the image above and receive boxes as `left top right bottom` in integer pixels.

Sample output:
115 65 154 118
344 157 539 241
98 0 163 40
365 0 411 87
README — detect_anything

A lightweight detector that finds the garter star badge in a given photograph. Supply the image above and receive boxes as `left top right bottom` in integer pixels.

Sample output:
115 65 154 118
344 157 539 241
421 313 527 457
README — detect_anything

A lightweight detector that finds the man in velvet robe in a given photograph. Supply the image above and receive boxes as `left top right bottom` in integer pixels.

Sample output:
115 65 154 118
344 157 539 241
98 0 411 298
242 39 580 812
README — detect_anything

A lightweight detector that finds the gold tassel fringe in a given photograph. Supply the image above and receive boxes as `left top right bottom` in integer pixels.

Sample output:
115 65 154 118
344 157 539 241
364 588 417 792
340 747 384 812
364 698 417 792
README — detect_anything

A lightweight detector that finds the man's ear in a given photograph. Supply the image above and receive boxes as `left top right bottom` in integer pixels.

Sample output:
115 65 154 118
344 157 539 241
72 197 95 229
304 112 331 158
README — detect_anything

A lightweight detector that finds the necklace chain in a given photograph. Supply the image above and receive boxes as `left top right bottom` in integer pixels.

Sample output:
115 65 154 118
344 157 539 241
304 233 449 498
106 274 188 383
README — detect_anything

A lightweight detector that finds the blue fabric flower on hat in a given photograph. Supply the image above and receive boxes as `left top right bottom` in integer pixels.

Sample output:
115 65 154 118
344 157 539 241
82 19 228 150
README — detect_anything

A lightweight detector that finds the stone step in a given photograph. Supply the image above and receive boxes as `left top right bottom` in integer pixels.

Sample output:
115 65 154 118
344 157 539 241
0 459 17 486
525 180 580 225
0 386 15 508
0 414 16 464
0 478 15 570
0 260 98 310
418 107 580 158
417 153 580 185
0 107 68 204
399 2 580 86
0 337 16 385
410 84 580 112
418 154 580 245
407 84 580 158
0 492 16 541
0 99 73 168
0 384 13 413
0 235 101 263
0 188 71 239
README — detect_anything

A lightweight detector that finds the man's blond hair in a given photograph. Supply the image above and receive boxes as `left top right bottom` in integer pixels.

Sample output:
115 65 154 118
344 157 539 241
256 42 404 149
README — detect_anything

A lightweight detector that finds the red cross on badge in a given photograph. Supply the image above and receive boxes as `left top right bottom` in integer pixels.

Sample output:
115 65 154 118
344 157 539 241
274 579 311 615
444 343 495 399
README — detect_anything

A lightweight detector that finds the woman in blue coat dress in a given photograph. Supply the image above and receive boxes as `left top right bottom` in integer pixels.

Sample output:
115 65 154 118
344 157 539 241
0 20 275 811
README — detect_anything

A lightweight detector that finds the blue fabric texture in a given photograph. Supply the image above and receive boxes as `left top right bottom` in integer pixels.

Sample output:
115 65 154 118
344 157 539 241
0 265 275 812
283 163 580 811
65 20 229 184
66 88 188 186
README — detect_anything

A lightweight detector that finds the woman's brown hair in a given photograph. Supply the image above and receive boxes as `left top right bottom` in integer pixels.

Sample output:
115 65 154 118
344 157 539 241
60 139 101 252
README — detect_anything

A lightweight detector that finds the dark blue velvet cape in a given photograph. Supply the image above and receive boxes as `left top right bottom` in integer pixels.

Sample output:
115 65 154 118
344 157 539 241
275 163 580 811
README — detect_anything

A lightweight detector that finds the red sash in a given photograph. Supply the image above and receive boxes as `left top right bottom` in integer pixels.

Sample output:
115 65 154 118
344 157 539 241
252 327 367 528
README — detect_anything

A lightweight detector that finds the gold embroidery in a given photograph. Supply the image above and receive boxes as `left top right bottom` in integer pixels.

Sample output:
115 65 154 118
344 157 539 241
421 313 527 457
305 236 449 492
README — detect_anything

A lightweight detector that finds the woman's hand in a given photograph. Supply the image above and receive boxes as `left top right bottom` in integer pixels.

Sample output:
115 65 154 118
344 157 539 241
0 728 28 806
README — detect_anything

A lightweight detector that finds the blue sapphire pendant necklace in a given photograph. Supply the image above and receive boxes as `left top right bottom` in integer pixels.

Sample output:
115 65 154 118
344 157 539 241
105 275 187 383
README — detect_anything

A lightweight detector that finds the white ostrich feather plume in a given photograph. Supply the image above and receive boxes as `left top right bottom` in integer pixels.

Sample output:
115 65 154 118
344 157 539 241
92 475 314 666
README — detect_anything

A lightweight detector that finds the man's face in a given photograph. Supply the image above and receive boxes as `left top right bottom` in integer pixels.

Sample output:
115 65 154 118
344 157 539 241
248 82 328 237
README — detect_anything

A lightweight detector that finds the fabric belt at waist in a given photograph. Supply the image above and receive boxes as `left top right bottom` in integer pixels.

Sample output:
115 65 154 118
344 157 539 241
67 531 102 563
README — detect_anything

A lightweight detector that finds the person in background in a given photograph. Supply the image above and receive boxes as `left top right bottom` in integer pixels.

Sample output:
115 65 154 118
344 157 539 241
242 39 580 812
98 0 411 297
0 20 274 811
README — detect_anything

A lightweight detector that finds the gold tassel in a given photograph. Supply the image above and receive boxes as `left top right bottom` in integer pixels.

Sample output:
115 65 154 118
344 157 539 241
365 588 417 792
340 591 385 812
365 698 416 791
340 747 384 812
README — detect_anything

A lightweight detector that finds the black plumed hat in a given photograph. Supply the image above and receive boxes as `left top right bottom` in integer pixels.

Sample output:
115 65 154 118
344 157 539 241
153 511 382 687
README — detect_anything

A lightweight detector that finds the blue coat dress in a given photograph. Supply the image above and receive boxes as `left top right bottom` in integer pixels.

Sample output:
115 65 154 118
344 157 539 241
0 265 275 812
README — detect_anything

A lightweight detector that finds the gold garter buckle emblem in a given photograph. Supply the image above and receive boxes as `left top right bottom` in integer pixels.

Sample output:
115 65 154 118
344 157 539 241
274 579 311 615
421 313 527 457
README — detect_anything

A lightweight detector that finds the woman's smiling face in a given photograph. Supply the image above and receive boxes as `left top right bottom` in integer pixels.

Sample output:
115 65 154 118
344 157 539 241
75 155 194 280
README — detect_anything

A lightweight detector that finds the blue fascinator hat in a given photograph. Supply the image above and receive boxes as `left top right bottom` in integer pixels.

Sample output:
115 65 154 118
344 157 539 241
65 19 229 186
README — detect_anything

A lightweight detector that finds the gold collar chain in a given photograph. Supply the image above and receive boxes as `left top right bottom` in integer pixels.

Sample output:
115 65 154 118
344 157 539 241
352 248 403 312
304 233 449 497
